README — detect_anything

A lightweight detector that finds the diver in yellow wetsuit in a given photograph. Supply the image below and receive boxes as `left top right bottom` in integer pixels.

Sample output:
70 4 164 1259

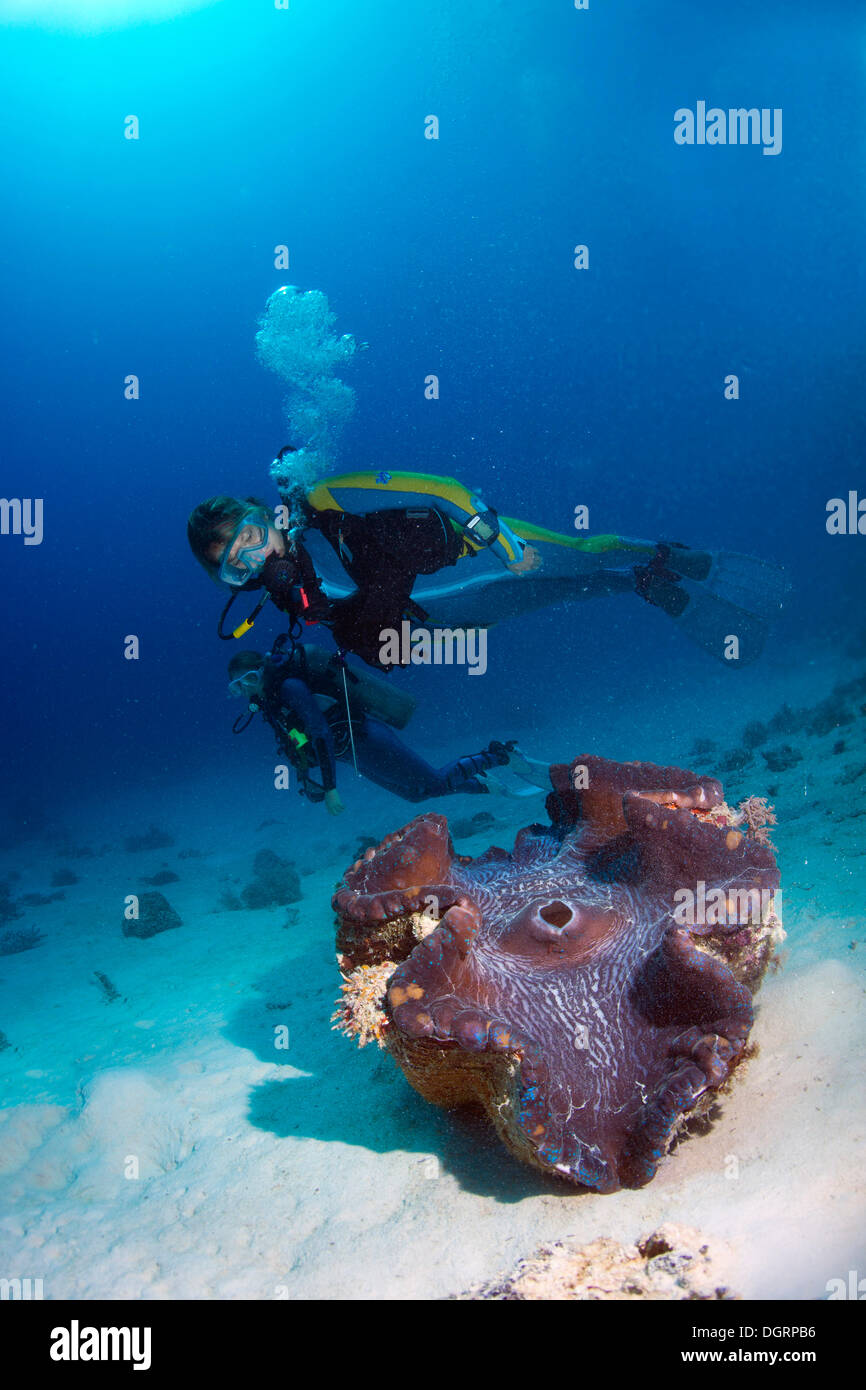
187 459 788 667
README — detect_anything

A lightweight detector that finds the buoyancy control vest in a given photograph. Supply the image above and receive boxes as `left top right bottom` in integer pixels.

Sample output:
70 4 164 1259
312 507 465 668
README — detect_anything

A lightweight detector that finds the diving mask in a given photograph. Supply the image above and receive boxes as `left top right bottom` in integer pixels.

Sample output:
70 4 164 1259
228 668 263 699
219 509 272 587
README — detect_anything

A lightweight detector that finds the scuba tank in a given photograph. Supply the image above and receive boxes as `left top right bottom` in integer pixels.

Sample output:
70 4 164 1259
301 645 416 730
263 642 416 730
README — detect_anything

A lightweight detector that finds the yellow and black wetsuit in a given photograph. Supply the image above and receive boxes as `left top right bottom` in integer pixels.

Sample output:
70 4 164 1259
266 469 786 667
294 469 656 664
307 469 533 567
306 468 657 569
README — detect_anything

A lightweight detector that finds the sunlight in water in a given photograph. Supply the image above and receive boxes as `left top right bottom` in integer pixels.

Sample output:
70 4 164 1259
0 0 224 33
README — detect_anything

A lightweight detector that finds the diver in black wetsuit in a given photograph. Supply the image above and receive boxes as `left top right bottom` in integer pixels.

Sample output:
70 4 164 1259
187 465 789 671
227 646 542 814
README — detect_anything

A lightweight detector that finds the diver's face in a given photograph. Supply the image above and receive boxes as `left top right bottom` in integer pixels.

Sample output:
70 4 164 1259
211 513 286 586
228 669 263 699
265 524 286 556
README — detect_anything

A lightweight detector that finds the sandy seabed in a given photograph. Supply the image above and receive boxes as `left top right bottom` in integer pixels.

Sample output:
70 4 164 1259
1 651 864 1301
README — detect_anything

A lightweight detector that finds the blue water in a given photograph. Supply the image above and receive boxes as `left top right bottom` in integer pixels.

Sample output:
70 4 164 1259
1 0 863 826
0 0 864 1302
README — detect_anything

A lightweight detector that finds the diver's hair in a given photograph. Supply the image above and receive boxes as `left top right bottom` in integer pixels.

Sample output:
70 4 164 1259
227 650 265 681
187 495 271 581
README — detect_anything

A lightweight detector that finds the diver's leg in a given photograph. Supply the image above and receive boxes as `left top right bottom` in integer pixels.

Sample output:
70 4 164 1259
411 520 786 665
410 560 640 630
402 515 654 627
351 718 504 803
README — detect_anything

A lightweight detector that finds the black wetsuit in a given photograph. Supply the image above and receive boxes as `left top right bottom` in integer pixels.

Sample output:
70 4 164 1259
259 671 507 804
258 506 463 668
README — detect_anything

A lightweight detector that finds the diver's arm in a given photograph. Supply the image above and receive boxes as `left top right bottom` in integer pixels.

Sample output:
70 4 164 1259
305 470 531 570
278 678 339 793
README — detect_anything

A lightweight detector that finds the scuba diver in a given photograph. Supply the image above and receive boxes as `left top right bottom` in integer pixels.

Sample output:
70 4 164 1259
227 639 549 813
187 456 789 668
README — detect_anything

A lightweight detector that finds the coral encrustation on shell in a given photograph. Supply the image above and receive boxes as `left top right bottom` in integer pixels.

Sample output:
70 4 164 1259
332 755 782 1192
